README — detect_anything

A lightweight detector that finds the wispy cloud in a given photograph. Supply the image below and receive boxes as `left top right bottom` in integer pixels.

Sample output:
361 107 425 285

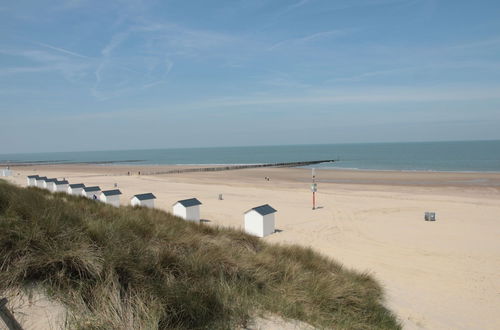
0 47 93 81
322 0 421 12
287 0 311 11
445 37 500 51
91 24 178 100
89 19 242 99
1 36 171 101
330 58 500 83
260 77 311 89
101 32 129 57
131 22 237 56
0 65 55 76
300 29 354 42
51 0 88 11
36 42 91 59
328 67 419 82
183 85 500 109
268 28 355 50
1 14 239 101
279 0 419 18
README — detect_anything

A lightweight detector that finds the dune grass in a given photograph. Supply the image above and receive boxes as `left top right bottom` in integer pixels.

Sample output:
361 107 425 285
0 180 400 329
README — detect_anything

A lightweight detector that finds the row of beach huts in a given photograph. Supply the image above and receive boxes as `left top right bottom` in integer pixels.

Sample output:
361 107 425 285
25 174 277 237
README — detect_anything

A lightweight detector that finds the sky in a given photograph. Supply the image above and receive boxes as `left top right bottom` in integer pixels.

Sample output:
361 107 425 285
1 0 500 154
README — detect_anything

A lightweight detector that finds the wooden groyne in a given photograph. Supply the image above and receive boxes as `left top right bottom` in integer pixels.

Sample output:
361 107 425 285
143 159 337 175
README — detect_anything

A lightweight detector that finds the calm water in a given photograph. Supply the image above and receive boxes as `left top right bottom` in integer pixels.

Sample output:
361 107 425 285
1 140 499 172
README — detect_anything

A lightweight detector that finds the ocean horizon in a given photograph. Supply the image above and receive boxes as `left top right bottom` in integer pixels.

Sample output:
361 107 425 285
1 140 500 173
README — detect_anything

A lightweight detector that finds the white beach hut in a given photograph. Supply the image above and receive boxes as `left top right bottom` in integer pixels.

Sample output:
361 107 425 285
53 180 69 192
67 183 85 195
35 176 47 188
82 186 101 199
172 198 202 223
131 193 156 208
1 168 12 177
44 178 57 190
100 189 122 207
244 204 277 238
27 175 39 186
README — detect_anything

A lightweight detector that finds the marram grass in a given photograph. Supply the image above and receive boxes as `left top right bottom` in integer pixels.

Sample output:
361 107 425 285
0 180 400 329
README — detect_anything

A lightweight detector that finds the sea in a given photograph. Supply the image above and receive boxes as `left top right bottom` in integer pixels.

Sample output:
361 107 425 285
1 140 500 172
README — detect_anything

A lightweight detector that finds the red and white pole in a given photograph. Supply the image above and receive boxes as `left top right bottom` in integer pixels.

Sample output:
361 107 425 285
312 190 316 210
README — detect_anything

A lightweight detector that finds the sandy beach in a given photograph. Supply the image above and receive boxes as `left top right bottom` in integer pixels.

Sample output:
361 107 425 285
3 165 500 329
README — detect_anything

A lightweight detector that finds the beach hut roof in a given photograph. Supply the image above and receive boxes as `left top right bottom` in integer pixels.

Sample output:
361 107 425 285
102 189 122 196
37 176 47 180
69 183 85 188
245 204 277 216
28 175 39 179
174 198 202 207
133 193 156 200
55 180 69 185
83 186 101 192
45 178 57 183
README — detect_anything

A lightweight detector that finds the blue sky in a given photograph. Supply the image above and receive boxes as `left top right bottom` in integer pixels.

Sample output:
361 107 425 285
1 0 500 153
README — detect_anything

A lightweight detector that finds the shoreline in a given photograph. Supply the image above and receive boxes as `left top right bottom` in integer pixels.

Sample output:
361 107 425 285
3 161 500 175
324 166 500 174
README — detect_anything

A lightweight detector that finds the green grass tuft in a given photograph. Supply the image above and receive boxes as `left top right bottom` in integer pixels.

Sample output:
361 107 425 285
0 180 400 329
